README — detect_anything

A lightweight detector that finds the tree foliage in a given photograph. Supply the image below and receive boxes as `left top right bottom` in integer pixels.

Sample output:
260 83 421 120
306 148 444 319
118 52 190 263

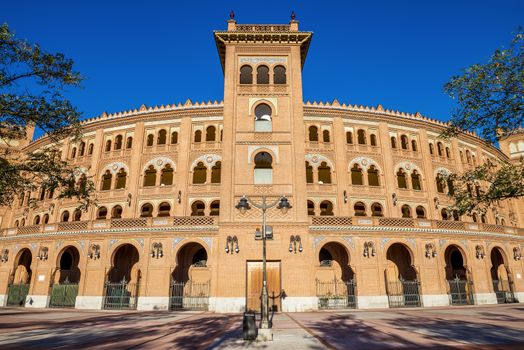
0 23 94 210
442 29 524 217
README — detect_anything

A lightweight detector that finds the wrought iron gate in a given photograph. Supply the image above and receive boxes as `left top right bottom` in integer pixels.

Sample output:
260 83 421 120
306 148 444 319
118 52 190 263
103 279 139 310
170 280 210 311
316 279 356 309
492 279 517 304
49 280 79 308
386 279 421 308
447 277 474 305
6 283 30 307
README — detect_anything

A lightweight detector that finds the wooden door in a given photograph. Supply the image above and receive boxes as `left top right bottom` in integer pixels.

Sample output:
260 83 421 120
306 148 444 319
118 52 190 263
246 261 281 312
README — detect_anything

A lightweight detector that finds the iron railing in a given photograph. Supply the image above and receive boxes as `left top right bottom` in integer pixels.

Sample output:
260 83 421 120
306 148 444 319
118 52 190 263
6 283 30 307
386 279 421 308
493 279 517 304
103 279 139 310
448 277 474 305
316 279 357 309
48 279 79 308
170 280 210 311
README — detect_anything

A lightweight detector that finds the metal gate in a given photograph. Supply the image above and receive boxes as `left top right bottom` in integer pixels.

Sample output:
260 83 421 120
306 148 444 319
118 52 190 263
493 279 517 304
170 280 210 311
387 279 421 308
103 279 139 310
6 283 30 307
448 277 474 305
316 279 356 309
49 280 79 308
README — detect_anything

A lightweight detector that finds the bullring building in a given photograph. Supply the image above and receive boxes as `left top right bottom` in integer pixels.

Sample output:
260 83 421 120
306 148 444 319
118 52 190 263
1 17 524 312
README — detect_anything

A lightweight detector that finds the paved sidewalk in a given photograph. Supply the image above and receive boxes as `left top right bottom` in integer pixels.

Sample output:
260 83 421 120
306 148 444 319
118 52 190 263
0 305 523 349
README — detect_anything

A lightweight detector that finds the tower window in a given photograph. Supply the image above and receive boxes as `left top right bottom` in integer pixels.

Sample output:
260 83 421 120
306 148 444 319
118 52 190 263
240 65 253 84
273 65 286 84
257 65 269 84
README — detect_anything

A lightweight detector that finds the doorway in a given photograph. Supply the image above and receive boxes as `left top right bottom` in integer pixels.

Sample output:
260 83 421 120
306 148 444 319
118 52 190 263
246 261 281 312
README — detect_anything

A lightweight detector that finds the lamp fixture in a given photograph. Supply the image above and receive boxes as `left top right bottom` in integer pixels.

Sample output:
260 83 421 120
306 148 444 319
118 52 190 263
0 248 8 263
363 241 376 257
88 244 101 260
513 247 522 261
289 235 303 253
225 235 239 254
37 246 48 261
425 243 437 258
150 242 163 259
475 245 485 259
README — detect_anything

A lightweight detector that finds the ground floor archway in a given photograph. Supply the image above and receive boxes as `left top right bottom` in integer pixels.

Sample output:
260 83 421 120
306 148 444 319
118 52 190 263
49 246 81 308
315 242 356 309
7 248 33 307
490 247 517 303
170 242 210 311
103 244 140 310
444 245 474 305
385 243 421 307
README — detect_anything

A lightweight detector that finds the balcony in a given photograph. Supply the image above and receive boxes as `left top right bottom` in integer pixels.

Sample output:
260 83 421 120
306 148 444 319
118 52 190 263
308 216 522 235
1 216 219 237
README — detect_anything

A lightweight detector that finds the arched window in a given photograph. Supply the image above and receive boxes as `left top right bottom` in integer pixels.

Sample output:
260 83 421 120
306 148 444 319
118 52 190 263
73 209 82 221
391 136 397 149
97 207 107 220
192 162 207 184
171 131 178 144
322 130 330 143
210 200 220 216
61 211 70 222
411 170 422 190
211 161 221 183
43 214 49 224
111 205 122 219
239 65 253 84
143 165 157 187
88 144 94 155
160 164 174 186
371 202 383 217
79 142 85 156
33 215 40 225
495 217 500 225
441 208 450 220
429 143 434 155
452 210 460 221
157 129 167 145
320 201 334 216
416 206 426 219
367 165 380 186
346 131 353 144
194 130 202 143
15 220 19 227
20 219 25 227
445 147 451 158
460 151 464 162
115 168 127 189
354 202 366 216
472 213 478 223
397 169 407 188
370 134 377 146
256 65 269 84
400 135 409 150
437 142 444 157
411 140 417 151
308 126 318 142
158 202 171 217
105 140 112 152
481 214 487 223
140 203 153 217
273 65 286 84
254 103 272 132
351 164 363 185
401 205 412 218
436 174 445 193
307 200 315 216
191 201 205 216
501 218 506 226
147 134 154 146
472 154 476 166
318 162 331 184
126 136 133 149
71 147 77 158
100 170 112 191
39 187 45 201
206 126 216 142
357 129 366 144
305 161 313 183
114 135 123 150
254 152 273 184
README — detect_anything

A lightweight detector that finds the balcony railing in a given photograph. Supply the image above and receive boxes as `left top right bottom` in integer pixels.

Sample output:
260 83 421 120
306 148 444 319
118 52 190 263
1 216 218 237
309 216 522 235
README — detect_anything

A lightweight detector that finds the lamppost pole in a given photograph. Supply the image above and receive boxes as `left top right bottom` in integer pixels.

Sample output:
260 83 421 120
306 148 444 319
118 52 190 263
236 195 291 332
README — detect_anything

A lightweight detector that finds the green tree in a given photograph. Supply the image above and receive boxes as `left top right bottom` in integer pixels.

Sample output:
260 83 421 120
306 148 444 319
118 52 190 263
0 23 94 210
442 29 523 217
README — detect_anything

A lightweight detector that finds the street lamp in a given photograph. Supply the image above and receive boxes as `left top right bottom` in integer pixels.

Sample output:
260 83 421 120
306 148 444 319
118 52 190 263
236 195 291 330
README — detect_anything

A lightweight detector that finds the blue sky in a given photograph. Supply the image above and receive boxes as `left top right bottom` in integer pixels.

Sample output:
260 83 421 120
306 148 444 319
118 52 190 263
3 1 523 135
